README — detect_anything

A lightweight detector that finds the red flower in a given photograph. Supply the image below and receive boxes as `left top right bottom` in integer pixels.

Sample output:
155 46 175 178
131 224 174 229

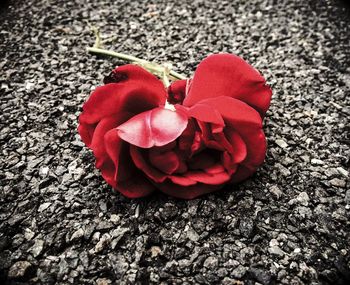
78 54 272 199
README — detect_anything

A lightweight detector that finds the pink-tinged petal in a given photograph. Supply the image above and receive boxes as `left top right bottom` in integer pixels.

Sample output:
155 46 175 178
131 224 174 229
184 170 231 185
156 181 222 199
183 53 272 117
79 65 167 125
168 175 197 186
149 150 180 175
115 172 156 198
167 79 187 104
129 145 167 183
117 107 188 148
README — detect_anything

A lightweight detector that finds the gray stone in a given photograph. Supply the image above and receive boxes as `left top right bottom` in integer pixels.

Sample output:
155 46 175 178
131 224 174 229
150 246 162 257
289 192 310 206
249 267 272 285
268 246 285 257
70 228 85 241
337 167 348 177
96 278 112 285
222 277 240 285
269 185 282 199
329 178 346 188
186 227 200 242
275 139 288 148
311 159 324 165
231 265 247 279
8 261 33 280
38 202 51 212
110 214 120 224
276 163 291 177
239 218 255 238
94 233 111 253
203 256 219 269
345 190 350 204
29 239 44 257
24 228 35 240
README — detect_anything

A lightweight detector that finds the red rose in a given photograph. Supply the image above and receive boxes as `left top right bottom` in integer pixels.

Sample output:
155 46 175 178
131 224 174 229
78 54 272 199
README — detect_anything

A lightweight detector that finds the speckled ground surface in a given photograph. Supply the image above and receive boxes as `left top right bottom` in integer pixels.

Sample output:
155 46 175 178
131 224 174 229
0 0 349 284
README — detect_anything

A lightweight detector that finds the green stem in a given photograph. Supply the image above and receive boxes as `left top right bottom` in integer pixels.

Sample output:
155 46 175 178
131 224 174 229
86 47 187 81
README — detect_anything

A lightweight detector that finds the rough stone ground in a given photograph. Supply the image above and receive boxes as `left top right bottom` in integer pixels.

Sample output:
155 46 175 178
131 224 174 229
0 0 349 284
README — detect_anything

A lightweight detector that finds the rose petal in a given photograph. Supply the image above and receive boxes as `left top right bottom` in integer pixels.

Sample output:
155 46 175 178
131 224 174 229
117 107 188 148
167 79 188 104
212 131 234 153
149 150 180 175
99 160 117 188
185 103 225 127
225 129 247 164
199 97 266 168
79 65 167 125
168 175 197 186
178 119 197 153
197 97 262 129
191 131 205 155
197 121 225 151
104 131 157 198
222 152 239 175
239 128 266 167
129 145 167 183
110 64 165 82
183 53 272 117
204 163 226 174
104 128 125 181
78 122 97 147
90 115 130 168
188 152 217 170
184 170 231 185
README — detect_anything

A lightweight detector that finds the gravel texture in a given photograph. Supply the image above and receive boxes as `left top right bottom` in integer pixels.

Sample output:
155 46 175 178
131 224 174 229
0 0 350 284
